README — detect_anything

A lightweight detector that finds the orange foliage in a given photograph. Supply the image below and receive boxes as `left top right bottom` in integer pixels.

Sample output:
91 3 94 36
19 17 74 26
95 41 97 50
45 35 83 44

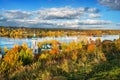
3 49 20 66
65 47 71 52
87 44 95 52
50 48 59 54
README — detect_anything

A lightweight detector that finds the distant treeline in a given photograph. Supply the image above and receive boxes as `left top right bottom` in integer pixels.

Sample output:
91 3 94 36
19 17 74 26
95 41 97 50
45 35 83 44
0 26 120 38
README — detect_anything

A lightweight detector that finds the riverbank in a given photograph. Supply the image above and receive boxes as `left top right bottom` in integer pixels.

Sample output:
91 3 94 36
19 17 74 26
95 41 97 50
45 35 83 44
0 35 119 52
0 26 120 38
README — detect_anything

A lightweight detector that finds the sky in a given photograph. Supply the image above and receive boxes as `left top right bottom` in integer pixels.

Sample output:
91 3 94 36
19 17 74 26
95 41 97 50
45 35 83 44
0 0 120 29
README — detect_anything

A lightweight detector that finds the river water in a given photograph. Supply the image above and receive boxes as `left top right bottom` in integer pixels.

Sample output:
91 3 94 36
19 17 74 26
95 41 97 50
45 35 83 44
0 35 119 51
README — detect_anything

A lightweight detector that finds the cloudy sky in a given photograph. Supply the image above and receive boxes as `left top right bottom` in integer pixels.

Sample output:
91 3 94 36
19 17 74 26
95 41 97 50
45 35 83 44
0 0 120 29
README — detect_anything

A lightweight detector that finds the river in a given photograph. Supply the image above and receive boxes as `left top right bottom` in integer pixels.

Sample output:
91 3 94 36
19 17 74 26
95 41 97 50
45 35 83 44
0 35 119 52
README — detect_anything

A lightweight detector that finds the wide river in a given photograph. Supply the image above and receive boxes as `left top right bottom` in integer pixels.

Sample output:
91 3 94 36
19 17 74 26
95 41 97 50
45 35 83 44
0 35 119 52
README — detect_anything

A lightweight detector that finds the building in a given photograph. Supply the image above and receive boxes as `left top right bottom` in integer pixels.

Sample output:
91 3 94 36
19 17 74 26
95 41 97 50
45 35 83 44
31 33 38 54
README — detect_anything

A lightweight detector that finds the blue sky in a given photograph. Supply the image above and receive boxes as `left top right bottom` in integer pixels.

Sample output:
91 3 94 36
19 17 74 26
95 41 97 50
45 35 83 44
0 0 98 9
0 0 120 29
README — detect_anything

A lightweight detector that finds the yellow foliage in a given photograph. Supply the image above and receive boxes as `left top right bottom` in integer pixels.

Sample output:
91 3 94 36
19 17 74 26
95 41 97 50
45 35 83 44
4 46 8 53
22 43 28 50
38 42 42 48
81 56 87 63
99 53 106 62
14 44 19 48
39 54 48 60
76 42 82 49
61 59 69 72
72 53 77 61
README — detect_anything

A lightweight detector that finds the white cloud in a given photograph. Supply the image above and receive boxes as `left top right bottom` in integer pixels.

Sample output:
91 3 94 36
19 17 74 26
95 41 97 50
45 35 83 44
4 10 32 19
116 23 120 25
35 7 99 19
0 14 7 22
89 13 101 18
86 8 99 13
98 0 120 10
14 19 111 28
0 7 114 29
79 19 112 25
0 14 3 17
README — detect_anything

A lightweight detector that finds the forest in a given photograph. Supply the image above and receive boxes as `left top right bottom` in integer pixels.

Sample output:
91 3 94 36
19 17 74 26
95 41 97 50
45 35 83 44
0 26 120 38
1 0 120 79
0 36 120 80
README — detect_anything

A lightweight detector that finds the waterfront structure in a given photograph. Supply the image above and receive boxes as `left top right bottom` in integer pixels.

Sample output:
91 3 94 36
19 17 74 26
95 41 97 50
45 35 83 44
31 33 38 54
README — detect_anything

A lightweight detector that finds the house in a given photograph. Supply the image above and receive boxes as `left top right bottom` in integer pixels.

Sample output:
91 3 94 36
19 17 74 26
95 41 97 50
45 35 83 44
31 33 62 54
31 33 54 54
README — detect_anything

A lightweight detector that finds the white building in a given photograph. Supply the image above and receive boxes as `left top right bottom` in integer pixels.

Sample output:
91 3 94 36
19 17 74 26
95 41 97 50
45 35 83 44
31 33 38 54
0 54 2 58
